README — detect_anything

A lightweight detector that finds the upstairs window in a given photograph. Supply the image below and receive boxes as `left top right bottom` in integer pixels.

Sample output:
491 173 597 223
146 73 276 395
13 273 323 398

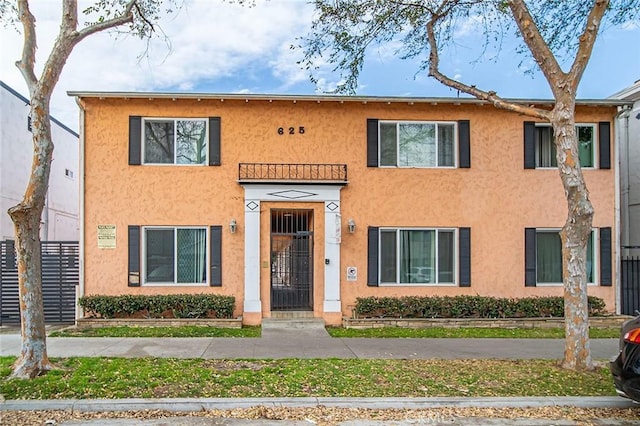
143 119 208 165
535 124 595 168
368 119 470 169
524 121 610 169
379 121 456 167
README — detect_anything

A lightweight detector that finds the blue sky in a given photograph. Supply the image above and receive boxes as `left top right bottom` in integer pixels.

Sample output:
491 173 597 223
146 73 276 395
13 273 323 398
0 0 638 131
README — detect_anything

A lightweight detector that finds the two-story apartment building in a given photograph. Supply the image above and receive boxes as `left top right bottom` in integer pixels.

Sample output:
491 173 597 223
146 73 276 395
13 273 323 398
1 80 79 242
70 91 628 324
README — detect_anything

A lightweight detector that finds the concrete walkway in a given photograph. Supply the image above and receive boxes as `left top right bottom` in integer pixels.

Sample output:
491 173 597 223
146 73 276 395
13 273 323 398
0 328 620 359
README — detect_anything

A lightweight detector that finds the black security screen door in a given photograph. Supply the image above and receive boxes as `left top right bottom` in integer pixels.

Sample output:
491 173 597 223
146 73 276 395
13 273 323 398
271 209 313 311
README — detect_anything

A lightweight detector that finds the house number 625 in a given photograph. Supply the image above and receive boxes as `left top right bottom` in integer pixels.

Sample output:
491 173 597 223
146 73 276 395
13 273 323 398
278 126 305 135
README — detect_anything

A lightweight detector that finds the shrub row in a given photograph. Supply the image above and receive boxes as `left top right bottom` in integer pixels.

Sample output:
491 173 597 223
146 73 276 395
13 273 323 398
79 294 235 319
353 295 607 319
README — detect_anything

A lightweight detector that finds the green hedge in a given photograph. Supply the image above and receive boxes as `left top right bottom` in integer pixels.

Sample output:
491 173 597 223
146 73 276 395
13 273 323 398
353 296 607 319
79 294 235 319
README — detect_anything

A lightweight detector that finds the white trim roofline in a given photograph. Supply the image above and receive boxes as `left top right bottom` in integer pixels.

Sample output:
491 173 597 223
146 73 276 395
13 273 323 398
2 80 79 138
67 90 631 107
609 79 640 102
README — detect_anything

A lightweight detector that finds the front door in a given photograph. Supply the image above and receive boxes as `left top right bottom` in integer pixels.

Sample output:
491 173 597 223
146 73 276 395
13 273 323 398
270 209 313 310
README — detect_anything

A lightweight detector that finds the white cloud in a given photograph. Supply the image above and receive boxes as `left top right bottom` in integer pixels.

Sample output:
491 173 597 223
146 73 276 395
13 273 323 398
269 41 310 90
0 0 317 130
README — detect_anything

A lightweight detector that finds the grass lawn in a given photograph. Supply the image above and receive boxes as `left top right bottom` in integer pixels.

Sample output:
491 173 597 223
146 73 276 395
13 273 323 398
49 326 260 338
48 326 621 339
0 357 615 400
327 327 621 339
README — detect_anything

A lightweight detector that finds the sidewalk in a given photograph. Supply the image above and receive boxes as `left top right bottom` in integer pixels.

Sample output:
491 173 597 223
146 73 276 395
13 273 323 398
0 327 620 359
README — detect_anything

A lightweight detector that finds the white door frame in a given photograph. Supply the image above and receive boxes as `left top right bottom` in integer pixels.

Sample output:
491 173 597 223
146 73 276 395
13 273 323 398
241 184 343 314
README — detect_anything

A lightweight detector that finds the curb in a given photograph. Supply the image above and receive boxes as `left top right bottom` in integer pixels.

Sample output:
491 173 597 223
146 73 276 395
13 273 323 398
2 396 638 412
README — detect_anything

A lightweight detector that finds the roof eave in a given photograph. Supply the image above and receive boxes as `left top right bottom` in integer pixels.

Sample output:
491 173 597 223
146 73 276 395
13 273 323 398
67 91 631 107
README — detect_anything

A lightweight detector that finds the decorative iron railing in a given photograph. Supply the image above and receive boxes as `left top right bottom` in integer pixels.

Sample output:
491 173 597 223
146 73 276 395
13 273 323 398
238 163 348 183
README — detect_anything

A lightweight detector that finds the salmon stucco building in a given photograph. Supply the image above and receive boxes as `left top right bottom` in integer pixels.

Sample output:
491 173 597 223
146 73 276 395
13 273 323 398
69 92 629 325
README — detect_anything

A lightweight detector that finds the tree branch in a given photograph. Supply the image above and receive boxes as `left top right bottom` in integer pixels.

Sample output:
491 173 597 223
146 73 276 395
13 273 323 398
426 6 551 121
75 0 137 43
567 0 609 93
507 0 566 97
16 0 38 90
37 0 137 101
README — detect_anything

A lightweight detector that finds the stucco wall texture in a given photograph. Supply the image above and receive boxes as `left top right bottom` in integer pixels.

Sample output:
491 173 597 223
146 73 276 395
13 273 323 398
80 96 617 323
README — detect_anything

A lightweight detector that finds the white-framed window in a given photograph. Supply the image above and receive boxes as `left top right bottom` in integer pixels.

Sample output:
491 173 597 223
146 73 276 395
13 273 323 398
535 124 596 168
536 229 595 285
379 228 456 284
379 121 456 168
143 226 208 285
143 118 208 165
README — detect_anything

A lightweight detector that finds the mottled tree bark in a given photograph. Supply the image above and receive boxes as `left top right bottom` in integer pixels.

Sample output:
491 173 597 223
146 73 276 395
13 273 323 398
9 0 136 379
551 99 595 371
8 98 55 379
425 0 608 370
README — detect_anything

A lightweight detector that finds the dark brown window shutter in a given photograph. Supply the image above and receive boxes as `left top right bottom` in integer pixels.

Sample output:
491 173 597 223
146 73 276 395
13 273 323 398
367 227 379 286
458 120 470 168
367 119 379 167
128 225 141 287
600 227 612 286
209 117 221 166
524 121 536 169
525 228 537 286
598 121 611 169
129 116 141 165
459 227 471 286
210 225 222 286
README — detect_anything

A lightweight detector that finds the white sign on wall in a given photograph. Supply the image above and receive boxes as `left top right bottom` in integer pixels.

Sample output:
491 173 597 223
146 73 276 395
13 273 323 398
335 214 342 243
347 266 357 281
97 224 116 249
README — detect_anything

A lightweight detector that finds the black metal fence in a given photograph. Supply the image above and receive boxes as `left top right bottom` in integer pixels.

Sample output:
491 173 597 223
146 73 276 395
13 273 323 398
621 256 640 316
1 240 78 325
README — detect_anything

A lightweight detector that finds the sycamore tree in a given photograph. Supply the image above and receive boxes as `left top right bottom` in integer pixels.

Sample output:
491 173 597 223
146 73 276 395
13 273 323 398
0 0 183 380
301 0 638 370
0 0 245 380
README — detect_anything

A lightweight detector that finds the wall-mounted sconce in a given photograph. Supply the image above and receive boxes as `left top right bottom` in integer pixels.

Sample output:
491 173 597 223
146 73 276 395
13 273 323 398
348 218 356 233
229 219 237 234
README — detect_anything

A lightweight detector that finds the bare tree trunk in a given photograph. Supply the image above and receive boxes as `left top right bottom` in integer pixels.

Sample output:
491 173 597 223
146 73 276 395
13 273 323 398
552 98 594 371
7 0 138 379
8 98 55 379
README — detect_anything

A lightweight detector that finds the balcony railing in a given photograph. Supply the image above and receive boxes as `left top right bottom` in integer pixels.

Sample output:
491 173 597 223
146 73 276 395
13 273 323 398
238 163 347 183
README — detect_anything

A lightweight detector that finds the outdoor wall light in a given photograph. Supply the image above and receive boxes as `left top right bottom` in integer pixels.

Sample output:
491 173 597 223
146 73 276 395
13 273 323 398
229 219 237 234
348 218 356 233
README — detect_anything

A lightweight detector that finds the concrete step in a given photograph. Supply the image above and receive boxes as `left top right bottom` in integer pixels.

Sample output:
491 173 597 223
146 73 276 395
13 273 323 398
270 311 316 319
262 318 326 330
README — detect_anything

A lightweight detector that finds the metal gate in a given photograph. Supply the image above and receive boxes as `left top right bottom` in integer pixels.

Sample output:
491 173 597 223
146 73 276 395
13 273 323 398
270 210 313 311
1 240 78 325
621 256 640 315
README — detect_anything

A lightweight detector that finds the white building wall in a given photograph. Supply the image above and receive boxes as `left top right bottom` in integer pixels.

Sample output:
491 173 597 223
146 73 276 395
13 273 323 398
627 98 640 254
0 81 79 241
612 80 640 256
